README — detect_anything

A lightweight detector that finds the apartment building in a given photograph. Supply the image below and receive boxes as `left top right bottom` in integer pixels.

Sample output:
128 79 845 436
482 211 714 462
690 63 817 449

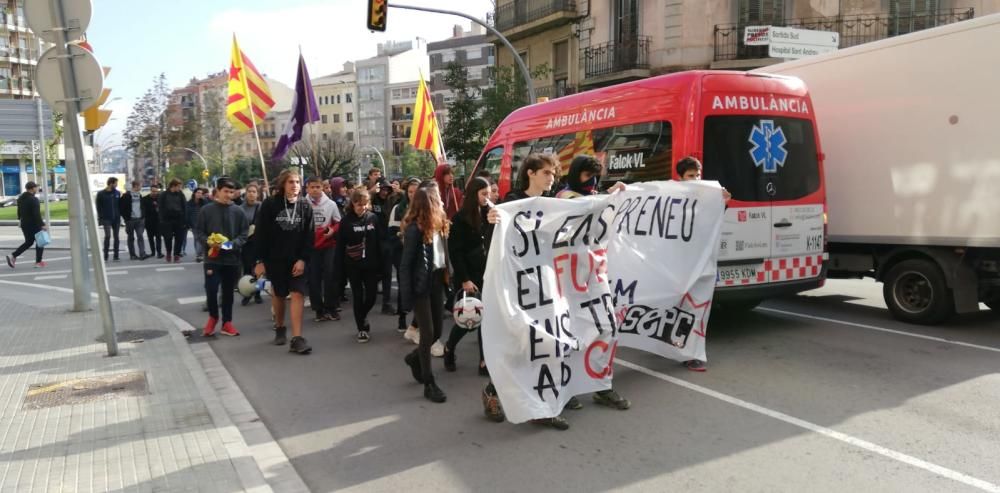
427 23 495 130
355 39 429 154
312 62 358 145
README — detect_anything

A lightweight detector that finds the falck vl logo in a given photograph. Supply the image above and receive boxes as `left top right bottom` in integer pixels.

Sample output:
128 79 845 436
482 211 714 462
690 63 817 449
749 120 788 173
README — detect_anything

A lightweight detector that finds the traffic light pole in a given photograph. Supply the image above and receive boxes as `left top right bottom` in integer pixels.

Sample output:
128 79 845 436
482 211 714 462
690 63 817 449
48 0 118 356
386 3 536 104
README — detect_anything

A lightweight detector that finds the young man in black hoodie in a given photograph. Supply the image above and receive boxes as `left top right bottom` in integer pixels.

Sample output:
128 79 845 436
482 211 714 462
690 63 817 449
142 185 163 258
254 170 314 354
5 182 46 269
195 177 249 337
120 180 149 260
95 177 122 262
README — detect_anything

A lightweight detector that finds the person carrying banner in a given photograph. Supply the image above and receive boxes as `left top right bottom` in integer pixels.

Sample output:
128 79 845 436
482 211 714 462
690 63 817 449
335 188 382 343
400 180 451 404
554 154 633 412
254 170 314 354
443 177 492 376
484 153 566 428
675 156 732 372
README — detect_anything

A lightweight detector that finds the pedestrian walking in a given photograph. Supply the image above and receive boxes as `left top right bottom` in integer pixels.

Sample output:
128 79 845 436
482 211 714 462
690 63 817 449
142 184 164 258
187 188 209 262
120 180 149 260
335 188 382 343
371 179 397 315
400 180 451 403
95 177 122 262
5 182 46 269
389 178 419 336
158 178 188 263
239 183 263 305
254 170 314 354
305 176 342 322
195 177 249 338
434 164 463 219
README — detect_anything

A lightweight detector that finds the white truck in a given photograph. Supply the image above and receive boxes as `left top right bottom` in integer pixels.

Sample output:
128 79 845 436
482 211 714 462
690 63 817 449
756 14 1000 324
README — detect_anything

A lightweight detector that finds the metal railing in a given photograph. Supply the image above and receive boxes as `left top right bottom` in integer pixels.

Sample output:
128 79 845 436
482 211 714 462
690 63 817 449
493 0 577 32
714 8 975 61
582 36 651 79
534 83 577 100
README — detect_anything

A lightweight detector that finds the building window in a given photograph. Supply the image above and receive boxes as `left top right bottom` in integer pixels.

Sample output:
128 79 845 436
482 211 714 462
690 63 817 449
442 50 455 63
321 115 328 124
346 93 352 103
738 0 785 26
333 114 340 123
346 112 353 122
323 133 328 140
337 94 341 104
553 40 569 78
518 50 529 68
347 132 354 141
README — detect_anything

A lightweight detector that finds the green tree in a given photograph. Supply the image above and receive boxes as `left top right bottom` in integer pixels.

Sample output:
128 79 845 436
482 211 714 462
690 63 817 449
398 145 436 179
441 62 486 176
480 63 551 137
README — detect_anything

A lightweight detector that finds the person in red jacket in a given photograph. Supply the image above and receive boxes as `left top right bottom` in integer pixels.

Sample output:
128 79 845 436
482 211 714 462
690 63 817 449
433 164 463 219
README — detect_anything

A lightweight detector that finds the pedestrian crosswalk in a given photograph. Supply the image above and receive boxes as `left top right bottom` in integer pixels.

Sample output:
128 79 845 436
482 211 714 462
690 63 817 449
33 274 67 281
156 267 185 272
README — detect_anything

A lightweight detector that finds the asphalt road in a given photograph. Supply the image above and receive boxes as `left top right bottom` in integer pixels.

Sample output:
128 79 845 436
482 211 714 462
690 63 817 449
2 242 998 493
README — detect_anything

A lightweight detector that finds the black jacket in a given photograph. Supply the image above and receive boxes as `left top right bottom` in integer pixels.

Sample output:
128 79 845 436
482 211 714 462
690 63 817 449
335 210 382 272
16 192 43 232
158 190 187 224
448 210 487 288
399 223 450 311
254 195 314 264
141 193 160 227
119 190 144 221
186 198 206 229
194 201 249 266
95 188 121 225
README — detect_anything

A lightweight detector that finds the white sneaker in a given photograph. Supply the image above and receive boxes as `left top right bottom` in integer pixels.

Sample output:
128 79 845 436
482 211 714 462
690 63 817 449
431 340 445 358
403 326 420 345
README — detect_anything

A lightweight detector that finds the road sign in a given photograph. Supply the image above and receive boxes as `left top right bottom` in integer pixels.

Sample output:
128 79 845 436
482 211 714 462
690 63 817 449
23 0 92 44
0 101 54 141
744 26 771 46
187 179 198 191
768 26 839 59
35 44 105 113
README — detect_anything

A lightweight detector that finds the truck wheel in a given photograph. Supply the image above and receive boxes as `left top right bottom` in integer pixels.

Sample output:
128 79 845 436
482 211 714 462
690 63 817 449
883 259 954 325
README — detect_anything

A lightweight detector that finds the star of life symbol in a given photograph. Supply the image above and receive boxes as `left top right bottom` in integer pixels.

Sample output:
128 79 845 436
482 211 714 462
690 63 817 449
749 120 788 173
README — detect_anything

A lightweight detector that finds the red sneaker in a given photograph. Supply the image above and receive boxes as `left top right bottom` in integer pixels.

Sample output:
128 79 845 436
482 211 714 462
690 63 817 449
166 255 173 263
34 261 47 268
220 322 240 337
174 257 182 264
203 316 218 337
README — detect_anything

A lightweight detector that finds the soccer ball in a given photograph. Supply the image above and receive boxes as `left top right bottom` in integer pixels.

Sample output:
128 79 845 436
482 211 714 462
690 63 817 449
237 275 259 298
453 295 484 330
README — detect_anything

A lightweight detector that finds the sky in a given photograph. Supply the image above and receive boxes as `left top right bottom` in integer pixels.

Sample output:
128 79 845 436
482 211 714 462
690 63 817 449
87 0 495 148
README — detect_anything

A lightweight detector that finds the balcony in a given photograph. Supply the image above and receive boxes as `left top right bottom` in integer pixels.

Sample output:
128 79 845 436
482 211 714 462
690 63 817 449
581 36 651 87
534 83 577 101
491 0 577 41
712 8 974 68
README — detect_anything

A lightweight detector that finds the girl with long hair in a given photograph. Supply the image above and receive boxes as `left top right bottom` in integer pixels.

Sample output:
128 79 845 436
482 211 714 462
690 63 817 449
240 183 263 305
399 181 451 403
443 177 492 375
389 178 420 335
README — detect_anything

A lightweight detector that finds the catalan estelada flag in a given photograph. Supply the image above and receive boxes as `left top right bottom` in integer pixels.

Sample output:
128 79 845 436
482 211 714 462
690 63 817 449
227 35 275 132
557 130 596 171
409 75 443 160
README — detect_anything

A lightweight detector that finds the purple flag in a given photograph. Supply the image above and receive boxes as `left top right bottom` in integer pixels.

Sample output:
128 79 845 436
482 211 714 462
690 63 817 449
272 54 320 162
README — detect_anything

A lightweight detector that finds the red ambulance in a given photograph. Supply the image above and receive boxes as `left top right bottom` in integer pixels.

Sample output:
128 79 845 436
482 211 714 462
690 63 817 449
471 70 828 307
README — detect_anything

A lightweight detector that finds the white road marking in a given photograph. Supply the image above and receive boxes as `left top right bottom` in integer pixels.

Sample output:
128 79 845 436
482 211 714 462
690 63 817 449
40 256 71 262
156 267 185 272
0 261 193 279
758 307 1000 354
105 271 127 276
33 274 67 281
616 358 1000 493
177 296 203 305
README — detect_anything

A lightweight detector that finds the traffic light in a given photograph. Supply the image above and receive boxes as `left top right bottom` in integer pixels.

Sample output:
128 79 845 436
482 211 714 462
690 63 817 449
83 87 113 131
367 0 387 32
201 169 210 179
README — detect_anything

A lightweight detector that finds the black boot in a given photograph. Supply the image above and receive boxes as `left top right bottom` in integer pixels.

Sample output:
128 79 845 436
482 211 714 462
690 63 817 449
443 346 456 372
424 380 446 403
273 326 287 346
404 351 423 384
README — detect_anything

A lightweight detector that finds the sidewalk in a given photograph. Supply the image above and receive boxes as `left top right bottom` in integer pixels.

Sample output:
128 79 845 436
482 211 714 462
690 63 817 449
0 283 308 492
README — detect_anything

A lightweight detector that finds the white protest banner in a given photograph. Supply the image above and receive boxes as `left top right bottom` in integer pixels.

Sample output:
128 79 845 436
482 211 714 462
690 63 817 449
607 181 725 363
482 195 617 424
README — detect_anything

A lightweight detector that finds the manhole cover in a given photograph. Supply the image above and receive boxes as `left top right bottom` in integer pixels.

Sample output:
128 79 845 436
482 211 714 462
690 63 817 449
23 372 149 410
96 329 168 343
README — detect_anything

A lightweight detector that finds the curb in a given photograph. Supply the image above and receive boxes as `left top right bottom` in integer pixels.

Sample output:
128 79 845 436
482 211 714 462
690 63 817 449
0 221 69 226
149 305 311 493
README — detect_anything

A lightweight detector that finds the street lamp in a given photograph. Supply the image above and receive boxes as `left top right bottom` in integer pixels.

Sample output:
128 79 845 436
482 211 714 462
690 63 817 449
363 145 387 176
181 147 210 186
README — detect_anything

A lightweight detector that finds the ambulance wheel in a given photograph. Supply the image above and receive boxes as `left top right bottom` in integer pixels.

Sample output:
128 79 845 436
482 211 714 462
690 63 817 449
883 259 953 325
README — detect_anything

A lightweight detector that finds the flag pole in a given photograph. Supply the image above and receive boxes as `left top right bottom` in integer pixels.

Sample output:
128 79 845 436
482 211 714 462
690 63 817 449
238 43 271 195
299 47 320 178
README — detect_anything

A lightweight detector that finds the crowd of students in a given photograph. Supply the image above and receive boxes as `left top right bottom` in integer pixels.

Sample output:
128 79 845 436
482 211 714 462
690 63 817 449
4 153 723 430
